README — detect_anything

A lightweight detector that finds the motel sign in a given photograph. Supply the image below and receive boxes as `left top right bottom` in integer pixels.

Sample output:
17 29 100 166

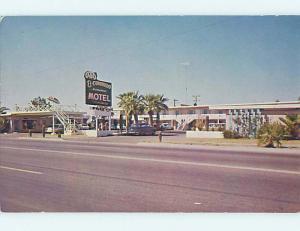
84 71 112 106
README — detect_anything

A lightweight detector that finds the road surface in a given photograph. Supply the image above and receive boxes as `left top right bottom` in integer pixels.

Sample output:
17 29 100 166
1 137 300 212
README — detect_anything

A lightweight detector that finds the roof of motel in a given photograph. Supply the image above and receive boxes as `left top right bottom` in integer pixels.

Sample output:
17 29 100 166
0 110 87 117
168 101 300 110
113 101 300 111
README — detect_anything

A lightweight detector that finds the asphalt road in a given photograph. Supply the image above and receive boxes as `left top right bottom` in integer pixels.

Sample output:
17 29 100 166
1 137 300 212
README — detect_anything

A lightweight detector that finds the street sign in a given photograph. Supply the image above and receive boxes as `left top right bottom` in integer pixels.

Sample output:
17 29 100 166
85 71 112 106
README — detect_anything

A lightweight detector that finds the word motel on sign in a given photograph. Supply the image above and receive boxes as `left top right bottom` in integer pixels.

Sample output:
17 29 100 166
88 93 111 102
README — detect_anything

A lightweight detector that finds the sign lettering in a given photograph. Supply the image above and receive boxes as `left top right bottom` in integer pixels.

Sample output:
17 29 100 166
85 71 112 106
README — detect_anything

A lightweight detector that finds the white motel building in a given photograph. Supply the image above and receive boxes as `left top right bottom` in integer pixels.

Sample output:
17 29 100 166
1 100 300 137
113 100 300 137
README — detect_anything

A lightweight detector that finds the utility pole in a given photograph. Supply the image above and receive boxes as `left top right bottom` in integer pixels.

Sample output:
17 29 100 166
173 99 179 107
192 95 200 106
180 62 190 104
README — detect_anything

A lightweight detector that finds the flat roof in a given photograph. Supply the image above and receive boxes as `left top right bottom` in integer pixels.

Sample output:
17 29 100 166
166 101 300 110
1 111 86 117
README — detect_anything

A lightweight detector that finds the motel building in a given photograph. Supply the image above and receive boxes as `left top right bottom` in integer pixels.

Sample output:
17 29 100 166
0 104 88 135
0 103 114 137
1 100 299 138
112 100 300 137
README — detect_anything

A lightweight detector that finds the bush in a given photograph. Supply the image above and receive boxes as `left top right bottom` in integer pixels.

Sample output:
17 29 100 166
223 130 241 139
218 126 225 132
257 122 287 148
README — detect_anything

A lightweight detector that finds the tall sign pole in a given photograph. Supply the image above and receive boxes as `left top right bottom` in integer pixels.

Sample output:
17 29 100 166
84 71 113 136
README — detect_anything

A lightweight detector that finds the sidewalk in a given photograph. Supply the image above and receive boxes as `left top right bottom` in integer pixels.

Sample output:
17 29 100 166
2 132 299 155
137 142 300 155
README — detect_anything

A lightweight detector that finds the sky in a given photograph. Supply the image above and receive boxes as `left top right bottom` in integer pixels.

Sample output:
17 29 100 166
0 16 299 110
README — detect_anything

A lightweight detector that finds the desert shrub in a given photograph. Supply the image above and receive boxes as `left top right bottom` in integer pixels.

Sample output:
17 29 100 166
223 130 241 139
218 126 225 132
257 122 287 148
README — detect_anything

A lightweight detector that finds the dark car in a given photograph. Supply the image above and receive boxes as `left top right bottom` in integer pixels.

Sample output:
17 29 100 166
129 124 156 135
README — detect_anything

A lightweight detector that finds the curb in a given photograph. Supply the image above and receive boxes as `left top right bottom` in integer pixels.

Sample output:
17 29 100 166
10 136 300 155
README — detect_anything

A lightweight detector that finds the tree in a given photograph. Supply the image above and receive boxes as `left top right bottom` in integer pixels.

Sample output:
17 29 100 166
142 94 168 129
0 106 10 132
0 106 9 114
117 91 143 132
279 115 300 138
141 94 157 126
257 122 287 148
154 94 168 130
30 96 52 110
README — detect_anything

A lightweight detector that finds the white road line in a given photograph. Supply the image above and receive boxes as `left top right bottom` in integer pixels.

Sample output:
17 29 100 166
1 146 300 175
0 165 43 175
194 202 202 205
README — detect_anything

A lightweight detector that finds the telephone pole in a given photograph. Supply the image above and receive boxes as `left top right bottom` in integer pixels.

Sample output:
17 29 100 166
192 95 200 106
173 99 179 107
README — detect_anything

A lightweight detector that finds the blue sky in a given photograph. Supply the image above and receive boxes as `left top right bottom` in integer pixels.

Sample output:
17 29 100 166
0 16 299 109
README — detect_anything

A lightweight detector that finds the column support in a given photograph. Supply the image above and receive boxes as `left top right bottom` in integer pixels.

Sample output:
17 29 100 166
52 113 55 135
108 116 111 131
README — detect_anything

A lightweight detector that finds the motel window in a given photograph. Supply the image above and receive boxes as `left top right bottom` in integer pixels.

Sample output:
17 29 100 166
188 110 195 114
203 110 208 114
175 110 180 115
22 120 37 129
219 119 226 124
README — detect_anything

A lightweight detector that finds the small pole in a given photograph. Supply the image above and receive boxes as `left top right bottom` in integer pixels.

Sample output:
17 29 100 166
158 131 162 143
29 129 32 137
58 132 61 138
42 125 45 138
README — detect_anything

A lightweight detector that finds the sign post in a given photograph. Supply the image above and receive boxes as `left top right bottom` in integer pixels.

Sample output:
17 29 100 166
84 71 113 137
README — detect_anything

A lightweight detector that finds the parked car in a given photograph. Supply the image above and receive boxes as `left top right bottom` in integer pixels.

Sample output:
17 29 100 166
129 124 156 135
46 124 64 134
78 124 89 130
160 123 172 130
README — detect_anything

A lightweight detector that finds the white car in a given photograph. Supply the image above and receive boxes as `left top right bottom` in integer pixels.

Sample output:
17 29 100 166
78 124 89 130
46 124 64 133
160 123 172 130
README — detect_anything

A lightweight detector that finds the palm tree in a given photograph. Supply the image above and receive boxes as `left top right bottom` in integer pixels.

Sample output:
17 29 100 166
279 115 300 138
141 94 157 126
142 94 168 129
154 94 168 130
117 91 143 132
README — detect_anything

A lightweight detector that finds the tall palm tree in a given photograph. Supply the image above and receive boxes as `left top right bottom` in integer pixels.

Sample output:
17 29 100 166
117 91 143 132
141 94 157 126
142 94 168 129
154 94 168 130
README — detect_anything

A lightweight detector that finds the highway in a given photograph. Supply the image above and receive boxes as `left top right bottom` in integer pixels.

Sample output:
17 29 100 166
1 137 300 212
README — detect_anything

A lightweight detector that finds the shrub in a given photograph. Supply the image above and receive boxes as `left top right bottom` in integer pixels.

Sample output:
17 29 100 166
257 122 287 148
218 126 225 132
223 130 241 139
